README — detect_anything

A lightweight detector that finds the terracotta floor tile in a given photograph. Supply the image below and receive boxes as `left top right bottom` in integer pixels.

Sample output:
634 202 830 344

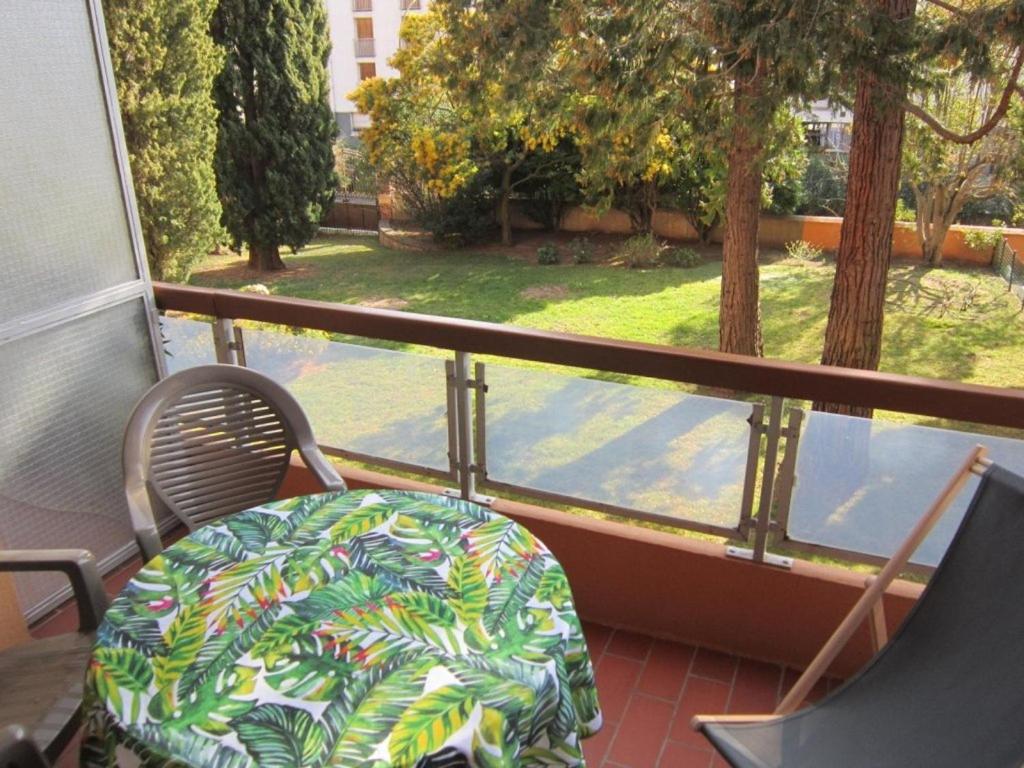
583 621 614 658
669 677 731 747
781 666 830 707
637 639 694 702
583 719 618 766
689 648 738 684
605 629 653 662
727 658 783 714
608 694 675 767
658 740 713 768
709 752 732 767
595 653 645 723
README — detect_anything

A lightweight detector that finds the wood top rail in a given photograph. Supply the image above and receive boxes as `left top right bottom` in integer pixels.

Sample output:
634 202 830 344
153 282 1024 430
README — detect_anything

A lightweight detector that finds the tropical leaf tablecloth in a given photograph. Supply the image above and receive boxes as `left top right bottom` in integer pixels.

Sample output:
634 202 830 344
81 490 602 767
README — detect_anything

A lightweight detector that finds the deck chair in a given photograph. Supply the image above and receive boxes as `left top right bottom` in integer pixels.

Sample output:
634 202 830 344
692 445 1024 767
0 550 109 765
123 364 346 561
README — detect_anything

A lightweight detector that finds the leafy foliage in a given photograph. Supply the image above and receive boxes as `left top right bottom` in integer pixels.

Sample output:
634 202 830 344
211 0 337 269
568 237 593 265
659 247 703 268
102 0 223 281
618 233 664 269
536 243 559 265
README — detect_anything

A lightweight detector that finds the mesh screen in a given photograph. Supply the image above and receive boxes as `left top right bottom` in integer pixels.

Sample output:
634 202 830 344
0 0 138 325
0 300 158 615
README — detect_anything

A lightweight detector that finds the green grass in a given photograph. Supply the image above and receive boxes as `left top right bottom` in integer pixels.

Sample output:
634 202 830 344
186 234 1024 567
191 234 1024 397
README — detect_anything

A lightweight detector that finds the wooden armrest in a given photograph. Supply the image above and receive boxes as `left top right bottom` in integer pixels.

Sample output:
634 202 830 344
0 549 109 632
691 714 783 729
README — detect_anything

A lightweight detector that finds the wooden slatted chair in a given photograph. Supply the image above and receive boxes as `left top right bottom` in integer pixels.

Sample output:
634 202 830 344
123 364 346 561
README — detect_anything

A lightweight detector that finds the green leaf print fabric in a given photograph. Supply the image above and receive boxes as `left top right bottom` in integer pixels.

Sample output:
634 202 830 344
81 491 602 767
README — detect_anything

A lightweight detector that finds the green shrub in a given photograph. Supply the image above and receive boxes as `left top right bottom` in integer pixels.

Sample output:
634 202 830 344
659 246 702 268
569 236 593 264
964 222 1005 253
785 240 825 262
894 197 916 223
537 242 560 265
619 233 663 268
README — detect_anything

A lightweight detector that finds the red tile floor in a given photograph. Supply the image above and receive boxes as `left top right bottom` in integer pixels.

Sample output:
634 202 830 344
31 556 839 768
580 622 840 768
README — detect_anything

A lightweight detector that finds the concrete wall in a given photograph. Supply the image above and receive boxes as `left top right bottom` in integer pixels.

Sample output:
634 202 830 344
327 0 430 121
279 458 923 678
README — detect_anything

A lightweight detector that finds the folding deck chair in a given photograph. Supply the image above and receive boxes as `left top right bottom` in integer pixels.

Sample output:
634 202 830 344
693 446 1024 768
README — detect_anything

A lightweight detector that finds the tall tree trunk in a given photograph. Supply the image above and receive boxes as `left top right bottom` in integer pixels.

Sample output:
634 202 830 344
249 243 285 270
719 71 765 357
817 0 915 415
499 164 513 246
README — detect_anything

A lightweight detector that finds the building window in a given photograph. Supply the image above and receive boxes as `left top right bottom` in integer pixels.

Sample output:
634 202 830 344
359 62 377 81
400 0 421 10
354 17 375 57
353 0 372 11
355 17 374 39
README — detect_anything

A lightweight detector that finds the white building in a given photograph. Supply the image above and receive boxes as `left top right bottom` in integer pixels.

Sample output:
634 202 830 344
327 0 428 138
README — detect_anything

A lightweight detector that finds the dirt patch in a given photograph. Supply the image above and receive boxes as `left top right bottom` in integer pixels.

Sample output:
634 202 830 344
359 297 410 310
520 285 571 301
190 251 321 283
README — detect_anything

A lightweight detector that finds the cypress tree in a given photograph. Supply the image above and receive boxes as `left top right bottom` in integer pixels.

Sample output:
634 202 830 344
103 0 224 282
212 0 338 271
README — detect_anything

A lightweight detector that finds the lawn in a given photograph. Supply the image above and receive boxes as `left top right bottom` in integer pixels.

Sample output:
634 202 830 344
183 233 1024 552
190 233 1024 395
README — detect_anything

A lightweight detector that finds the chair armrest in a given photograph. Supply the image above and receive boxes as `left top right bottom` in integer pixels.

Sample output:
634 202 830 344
0 549 109 632
301 445 348 492
1 725 49 768
691 714 782 729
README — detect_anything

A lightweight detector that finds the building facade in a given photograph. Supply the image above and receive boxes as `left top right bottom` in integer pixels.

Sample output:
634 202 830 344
326 0 428 138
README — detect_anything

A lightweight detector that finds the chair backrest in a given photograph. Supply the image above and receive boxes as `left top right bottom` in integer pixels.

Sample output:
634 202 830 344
710 465 1024 767
123 365 341 559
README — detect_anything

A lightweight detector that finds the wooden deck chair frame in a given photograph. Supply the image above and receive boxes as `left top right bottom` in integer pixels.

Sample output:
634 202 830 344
692 444 991 729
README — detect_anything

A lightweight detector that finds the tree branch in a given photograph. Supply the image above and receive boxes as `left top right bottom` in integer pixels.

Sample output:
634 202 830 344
903 47 1024 144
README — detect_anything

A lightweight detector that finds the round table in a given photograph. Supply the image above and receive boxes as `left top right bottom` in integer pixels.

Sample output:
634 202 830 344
81 490 602 767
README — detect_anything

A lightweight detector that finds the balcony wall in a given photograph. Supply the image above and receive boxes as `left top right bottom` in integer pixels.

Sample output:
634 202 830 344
278 458 922 679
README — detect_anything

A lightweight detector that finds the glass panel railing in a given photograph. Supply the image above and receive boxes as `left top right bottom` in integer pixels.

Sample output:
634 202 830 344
483 364 756 531
160 315 216 373
787 412 1024 567
242 328 451 474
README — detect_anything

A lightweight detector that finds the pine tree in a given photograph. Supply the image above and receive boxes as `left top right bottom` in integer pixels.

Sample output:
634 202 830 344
103 0 223 282
212 0 338 271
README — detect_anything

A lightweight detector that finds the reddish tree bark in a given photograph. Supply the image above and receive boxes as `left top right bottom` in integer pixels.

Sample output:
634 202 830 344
719 72 765 357
817 0 915 415
249 243 285 271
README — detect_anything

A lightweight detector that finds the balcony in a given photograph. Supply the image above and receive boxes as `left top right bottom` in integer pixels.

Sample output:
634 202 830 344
400 0 421 10
14 281 1024 766
354 37 375 58
352 0 372 11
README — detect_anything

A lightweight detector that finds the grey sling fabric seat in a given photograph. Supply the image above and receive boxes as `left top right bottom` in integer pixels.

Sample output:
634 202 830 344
0 550 109 765
698 464 1024 768
123 364 346 562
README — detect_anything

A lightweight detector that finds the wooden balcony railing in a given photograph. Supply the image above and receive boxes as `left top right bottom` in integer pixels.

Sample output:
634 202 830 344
153 282 1024 429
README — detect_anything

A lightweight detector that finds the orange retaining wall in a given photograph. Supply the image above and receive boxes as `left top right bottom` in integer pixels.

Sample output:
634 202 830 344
504 205 1017 266
279 459 923 678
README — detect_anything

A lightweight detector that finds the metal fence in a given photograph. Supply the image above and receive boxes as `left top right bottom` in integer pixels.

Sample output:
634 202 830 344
159 305 1024 575
993 238 1024 310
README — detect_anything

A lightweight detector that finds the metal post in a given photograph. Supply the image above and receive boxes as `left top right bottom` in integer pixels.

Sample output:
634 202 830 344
737 403 765 537
212 318 238 364
445 360 459 480
473 361 488 487
752 396 784 564
773 408 805 536
454 351 476 500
